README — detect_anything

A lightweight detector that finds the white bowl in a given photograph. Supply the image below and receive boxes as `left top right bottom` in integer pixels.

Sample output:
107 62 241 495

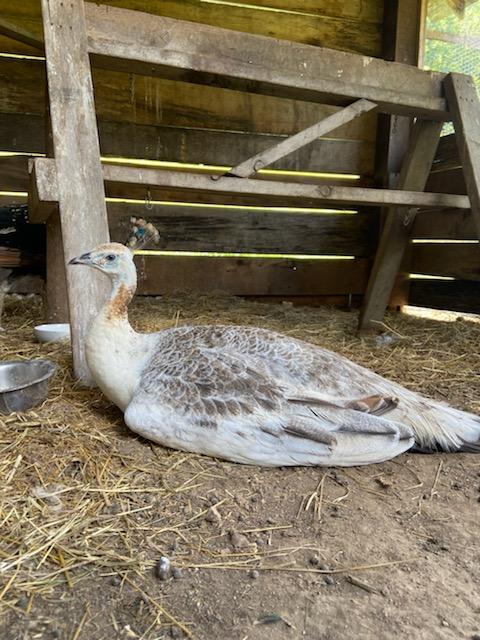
34 323 71 343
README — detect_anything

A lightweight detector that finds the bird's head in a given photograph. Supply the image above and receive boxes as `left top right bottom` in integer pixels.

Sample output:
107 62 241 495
69 243 136 284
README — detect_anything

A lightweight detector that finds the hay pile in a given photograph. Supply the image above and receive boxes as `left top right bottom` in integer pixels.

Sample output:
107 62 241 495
0 294 479 639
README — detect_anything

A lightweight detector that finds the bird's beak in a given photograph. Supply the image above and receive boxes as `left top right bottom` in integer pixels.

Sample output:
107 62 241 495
69 252 92 266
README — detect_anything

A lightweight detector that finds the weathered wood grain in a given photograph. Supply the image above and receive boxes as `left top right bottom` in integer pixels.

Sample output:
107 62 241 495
0 58 377 139
412 244 480 281
0 113 376 175
30 157 469 222
41 0 110 383
444 73 480 239
108 204 378 256
100 163 468 210
134 255 369 296
0 0 382 55
358 120 443 331
412 210 477 239
227 1 383 23
431 133 461 172
84 3 448 118
225 99 377 178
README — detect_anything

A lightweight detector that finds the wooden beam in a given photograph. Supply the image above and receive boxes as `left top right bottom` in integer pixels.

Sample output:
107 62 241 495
374 0 424 308
358 119 443 332
444 73 480 239
101 164 468 210
224 99 377 178
0 17 44 51
41 0 110 384
84 3 448 119
30 157 469 223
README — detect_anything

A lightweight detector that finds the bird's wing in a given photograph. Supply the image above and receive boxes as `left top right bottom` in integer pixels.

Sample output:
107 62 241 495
125 342 414 466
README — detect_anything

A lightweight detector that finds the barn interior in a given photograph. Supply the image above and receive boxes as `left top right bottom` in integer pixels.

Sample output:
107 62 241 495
0 1 479 638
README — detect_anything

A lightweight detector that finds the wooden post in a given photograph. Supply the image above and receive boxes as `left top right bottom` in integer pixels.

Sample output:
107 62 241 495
358 119 442 332
44 81 69 324
41 0 110 383
375 0 425 308
444 73 480 239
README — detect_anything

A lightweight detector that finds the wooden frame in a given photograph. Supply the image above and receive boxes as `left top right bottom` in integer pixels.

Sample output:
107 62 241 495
28 2 480 380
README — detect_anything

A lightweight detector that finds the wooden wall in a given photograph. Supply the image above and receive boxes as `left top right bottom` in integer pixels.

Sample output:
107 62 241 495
0 0 385 302
410 133 480 313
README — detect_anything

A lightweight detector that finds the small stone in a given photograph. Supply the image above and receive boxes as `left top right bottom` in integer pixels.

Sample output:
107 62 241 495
208 493 219 505
318 563 329 571
172 567 183 580
441 620 449 627
471 634 480 640
16 595 28 609
170 626 182 638
249 569 260 579
309 556 320 566
256 537 265 546
110 575 121 587
229 530 250 549
156 556 171 581
324 576 335 586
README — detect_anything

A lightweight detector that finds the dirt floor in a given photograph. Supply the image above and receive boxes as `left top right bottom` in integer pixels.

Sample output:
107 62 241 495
0 293 479 640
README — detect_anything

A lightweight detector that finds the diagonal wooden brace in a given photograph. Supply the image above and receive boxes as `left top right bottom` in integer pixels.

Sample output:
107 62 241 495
358 119 443 332
220 99 377 179
444 73 480 240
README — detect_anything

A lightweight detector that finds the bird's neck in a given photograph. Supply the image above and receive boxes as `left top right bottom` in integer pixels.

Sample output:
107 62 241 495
103 269 137 324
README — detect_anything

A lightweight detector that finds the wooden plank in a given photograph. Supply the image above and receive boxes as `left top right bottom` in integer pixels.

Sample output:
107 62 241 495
358 120 443 331
412 209 476 239
412 244 480 280
0 150 373 206
0 0 384 27
409 280 480 314
84 3 448 119
431 134 461 172
108 204 378 257
41 0 110 384
31 157 469 222
444 73 480 239
134 255 369 296
225 99 377 178
100 163 469 210
426 167 466 195
0 16 43 50
0 58 377 140
0 113 376 175
223 1 383 23
0 0 382 55
99 0 381 55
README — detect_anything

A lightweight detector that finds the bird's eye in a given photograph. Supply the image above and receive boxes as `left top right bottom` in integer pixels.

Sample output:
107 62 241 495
105 254 116 262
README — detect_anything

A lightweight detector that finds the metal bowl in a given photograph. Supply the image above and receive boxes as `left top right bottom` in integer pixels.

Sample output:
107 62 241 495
0 360 56 415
